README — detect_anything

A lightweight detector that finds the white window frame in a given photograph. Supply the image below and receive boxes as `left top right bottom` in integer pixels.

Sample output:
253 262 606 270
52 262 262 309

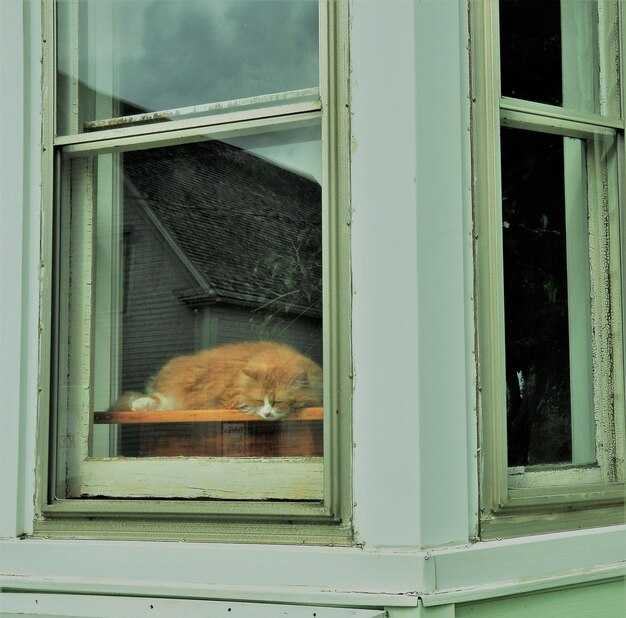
36 0 353 543
471 0 626 539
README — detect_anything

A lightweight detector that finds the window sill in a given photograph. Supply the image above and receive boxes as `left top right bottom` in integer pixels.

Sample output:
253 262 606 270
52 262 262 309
481 484 625 539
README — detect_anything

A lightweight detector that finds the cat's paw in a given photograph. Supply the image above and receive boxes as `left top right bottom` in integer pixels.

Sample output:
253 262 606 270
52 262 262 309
131 396 158 411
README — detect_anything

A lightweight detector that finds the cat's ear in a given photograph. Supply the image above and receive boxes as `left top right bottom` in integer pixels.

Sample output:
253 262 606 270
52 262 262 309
242 368 260 381
293 371 309 386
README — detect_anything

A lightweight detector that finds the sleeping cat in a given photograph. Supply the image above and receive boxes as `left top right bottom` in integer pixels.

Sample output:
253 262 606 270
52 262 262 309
111 341 323 420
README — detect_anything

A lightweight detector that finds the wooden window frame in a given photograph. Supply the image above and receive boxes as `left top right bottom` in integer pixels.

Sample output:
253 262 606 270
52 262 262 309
35 0 353 544
471 0 626 539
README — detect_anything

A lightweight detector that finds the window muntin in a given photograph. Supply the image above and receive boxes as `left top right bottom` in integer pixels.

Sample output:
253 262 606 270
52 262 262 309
47 0 346 508
56 0 320 134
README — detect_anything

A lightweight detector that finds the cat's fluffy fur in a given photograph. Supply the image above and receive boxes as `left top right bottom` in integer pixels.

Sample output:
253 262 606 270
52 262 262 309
111 341 323 420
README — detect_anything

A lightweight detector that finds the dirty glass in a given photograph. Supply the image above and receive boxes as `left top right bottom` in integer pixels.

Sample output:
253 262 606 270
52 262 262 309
57 125 324 463
500 127 595 467
499 0 620 117
56 0 320 134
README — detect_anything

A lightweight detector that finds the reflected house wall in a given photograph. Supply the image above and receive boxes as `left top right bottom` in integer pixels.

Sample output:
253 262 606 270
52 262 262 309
120 139 323 395
120 191 199 392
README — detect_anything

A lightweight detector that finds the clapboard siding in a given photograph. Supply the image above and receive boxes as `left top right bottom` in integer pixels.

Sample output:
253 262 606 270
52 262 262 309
121 197 198 391
200 304 322 366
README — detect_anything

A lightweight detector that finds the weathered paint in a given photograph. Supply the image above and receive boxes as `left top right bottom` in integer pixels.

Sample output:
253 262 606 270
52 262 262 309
456 578 626 617
84 88 320 130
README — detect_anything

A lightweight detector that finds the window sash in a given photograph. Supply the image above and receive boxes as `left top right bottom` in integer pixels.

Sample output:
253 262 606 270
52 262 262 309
54 119 329 502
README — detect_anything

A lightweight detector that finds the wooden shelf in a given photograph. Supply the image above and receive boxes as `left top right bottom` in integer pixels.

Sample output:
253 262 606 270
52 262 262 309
95 408 324 457
94 407 323 425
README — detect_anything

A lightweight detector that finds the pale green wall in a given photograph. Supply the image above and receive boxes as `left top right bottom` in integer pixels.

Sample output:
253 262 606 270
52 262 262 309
456 578 626 617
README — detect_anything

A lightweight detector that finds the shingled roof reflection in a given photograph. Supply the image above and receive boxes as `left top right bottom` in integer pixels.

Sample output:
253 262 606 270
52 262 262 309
124 140 322 317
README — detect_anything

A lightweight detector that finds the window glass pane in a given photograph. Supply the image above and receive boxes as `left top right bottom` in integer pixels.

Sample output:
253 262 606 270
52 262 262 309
56 0 320 134
500 128 594 467
500 0 562 107
59 125 323 475
499 0 620 117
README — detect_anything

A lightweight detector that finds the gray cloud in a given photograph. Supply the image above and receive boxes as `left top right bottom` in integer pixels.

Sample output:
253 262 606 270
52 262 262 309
117 0 319 112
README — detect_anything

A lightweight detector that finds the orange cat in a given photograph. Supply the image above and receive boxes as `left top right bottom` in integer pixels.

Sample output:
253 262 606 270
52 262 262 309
112 341 323 420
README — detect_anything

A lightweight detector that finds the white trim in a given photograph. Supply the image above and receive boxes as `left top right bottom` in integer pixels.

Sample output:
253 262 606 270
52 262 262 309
0 0 26 540
422 563 625 607
0 539 428 607
350 0 475 550
0 0 41 539
0 594 387 618
1 527 624 607
423 526 626 606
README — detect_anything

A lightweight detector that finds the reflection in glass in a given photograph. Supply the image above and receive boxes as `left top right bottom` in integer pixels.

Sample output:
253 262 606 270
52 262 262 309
56 0 320 133
87 126 323 458
501 128 592 467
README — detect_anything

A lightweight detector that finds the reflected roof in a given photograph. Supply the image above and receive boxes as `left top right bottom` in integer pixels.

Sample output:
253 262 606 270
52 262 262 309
124 140 322 318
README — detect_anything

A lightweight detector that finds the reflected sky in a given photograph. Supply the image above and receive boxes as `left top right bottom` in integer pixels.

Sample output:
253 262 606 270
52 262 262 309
59 0 319 114
57 0 320 178
223 124 321 183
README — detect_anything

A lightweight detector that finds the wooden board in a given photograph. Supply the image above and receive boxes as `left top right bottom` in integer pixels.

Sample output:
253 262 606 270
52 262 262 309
94 407 323 424
93 408 324 458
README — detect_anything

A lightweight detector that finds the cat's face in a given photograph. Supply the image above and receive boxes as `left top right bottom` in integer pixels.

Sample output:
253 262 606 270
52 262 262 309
235 368 320 420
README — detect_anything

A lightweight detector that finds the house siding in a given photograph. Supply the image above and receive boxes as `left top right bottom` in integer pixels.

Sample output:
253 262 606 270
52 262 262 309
121 197 198 392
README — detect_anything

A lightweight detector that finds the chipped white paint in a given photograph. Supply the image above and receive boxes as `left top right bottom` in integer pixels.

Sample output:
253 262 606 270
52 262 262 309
84 88 321 130
508 464 602 489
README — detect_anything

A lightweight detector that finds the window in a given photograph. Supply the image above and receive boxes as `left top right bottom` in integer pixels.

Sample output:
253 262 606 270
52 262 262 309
472 0 625 538
38 0 351 540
